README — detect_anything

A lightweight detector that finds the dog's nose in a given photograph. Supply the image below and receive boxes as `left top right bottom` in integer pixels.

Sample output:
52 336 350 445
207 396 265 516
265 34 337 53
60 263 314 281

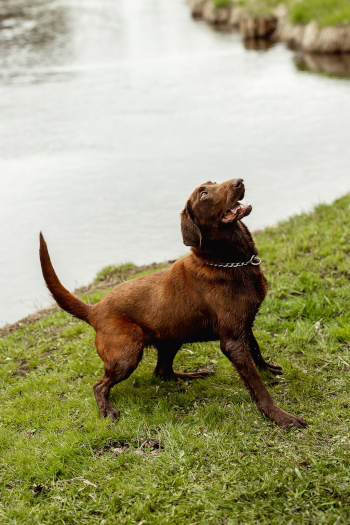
232 178 244 188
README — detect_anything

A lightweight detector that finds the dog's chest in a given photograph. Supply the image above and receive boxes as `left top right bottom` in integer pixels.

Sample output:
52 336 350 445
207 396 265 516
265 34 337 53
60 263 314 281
208 270 268 314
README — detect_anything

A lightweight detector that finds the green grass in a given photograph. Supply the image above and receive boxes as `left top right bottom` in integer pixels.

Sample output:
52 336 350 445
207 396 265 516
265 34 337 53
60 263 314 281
237 0 281 18
1 195 350 524
212 0 232 9
290 0 350 28
93 263 136 284
213 0 350 27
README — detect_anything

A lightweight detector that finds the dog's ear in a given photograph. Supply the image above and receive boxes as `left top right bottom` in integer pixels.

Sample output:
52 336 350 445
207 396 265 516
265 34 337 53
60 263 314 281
181 207 201 247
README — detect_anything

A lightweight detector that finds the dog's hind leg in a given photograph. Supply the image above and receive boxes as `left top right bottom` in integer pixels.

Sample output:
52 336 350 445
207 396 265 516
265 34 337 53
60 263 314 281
249 330 282 376
93 321 144 420
153 342 214 380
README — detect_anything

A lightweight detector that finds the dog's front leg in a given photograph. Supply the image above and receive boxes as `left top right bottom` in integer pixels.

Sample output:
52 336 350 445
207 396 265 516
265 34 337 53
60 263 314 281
220 335 306 429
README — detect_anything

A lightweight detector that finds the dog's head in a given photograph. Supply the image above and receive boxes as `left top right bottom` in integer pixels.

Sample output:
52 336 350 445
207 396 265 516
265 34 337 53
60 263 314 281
181 179 252 247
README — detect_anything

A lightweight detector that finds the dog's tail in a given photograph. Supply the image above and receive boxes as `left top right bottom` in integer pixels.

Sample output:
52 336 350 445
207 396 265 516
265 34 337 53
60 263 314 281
39 233 93 325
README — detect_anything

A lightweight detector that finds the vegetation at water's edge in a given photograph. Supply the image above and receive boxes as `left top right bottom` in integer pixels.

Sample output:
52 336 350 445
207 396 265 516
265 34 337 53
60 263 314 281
212 0 350 28
212 0 233 8
1 195 350 524
289 0 350 29
93 263 137 284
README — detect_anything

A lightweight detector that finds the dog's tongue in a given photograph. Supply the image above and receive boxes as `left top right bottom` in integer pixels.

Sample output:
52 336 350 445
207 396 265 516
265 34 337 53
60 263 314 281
231 201 249 214
230 202 241 214
222 200 250 222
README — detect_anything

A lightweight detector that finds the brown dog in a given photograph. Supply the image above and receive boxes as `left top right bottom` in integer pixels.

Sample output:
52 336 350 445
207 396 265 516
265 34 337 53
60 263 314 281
40 179 306 429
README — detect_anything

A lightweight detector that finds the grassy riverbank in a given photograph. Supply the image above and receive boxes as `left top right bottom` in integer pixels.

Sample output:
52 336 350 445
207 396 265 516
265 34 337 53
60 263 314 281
1 195 350 524
213 0 350 28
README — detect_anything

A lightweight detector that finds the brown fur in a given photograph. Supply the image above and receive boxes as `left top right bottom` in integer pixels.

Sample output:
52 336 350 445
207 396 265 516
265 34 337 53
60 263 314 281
40 179 306 429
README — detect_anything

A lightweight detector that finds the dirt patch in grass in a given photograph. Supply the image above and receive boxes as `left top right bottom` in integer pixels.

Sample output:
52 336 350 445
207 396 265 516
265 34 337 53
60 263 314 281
95 438 163 457
13 359 31 378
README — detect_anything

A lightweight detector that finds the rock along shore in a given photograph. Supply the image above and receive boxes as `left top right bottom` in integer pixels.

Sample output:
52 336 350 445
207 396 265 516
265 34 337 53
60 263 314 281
188 0 350 54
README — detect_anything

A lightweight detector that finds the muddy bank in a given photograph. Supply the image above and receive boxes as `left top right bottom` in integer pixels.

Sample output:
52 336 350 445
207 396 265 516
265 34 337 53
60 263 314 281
188 0 350 54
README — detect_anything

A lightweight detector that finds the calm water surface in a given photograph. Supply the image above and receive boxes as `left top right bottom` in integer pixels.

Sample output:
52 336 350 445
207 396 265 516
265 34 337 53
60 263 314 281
1 0 349 326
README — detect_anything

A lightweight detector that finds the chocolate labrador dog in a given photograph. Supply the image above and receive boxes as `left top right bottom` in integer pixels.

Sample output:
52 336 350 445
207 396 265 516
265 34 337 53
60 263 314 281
40 179 306 429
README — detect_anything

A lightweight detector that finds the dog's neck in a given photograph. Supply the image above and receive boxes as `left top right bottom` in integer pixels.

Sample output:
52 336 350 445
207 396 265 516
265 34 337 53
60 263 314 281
191 221 258 265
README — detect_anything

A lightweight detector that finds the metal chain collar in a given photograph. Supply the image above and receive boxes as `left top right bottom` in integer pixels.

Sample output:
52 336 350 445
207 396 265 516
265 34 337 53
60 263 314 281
207 254 261 268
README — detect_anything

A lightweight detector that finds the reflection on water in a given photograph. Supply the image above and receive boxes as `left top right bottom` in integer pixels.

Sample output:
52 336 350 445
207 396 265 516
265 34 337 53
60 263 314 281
1 0 350 326
0 0 71 76
294 52 350 79
243 38 275 52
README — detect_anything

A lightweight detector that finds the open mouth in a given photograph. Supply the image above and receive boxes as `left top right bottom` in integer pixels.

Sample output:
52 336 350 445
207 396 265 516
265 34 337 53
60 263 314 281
222 201 252 222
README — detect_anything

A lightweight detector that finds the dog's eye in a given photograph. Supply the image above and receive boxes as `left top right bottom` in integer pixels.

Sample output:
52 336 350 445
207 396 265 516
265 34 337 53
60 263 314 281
200 191 208 199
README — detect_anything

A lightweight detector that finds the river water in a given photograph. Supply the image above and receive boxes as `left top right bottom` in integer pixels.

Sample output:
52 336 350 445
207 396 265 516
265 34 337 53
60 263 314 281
0 0 349 327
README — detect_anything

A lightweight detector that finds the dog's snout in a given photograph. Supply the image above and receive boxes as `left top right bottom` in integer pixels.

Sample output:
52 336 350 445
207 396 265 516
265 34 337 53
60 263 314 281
232 178 244 188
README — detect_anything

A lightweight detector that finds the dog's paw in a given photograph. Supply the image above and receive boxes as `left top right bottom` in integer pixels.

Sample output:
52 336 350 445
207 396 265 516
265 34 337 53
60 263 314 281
267 364 283 376
271 407 307 429
99 406 120 421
